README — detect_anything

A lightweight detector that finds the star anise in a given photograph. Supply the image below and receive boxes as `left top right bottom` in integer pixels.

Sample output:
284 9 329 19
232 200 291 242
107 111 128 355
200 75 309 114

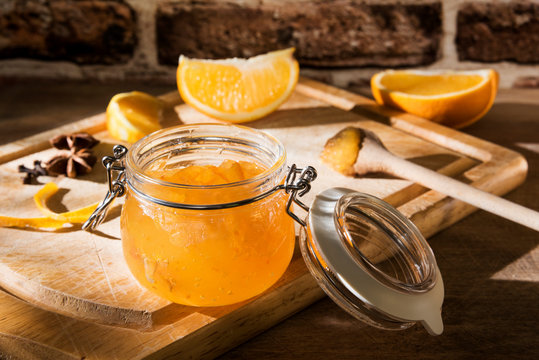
44 133 99 178
50 132 99 152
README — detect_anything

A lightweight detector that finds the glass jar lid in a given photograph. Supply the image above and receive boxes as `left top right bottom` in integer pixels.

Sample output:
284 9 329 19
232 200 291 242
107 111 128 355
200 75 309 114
299 187 444 335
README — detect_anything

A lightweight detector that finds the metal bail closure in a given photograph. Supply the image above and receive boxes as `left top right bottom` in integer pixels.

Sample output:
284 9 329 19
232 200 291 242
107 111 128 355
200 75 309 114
283 164 317 227
299 187 444 335
82 145 128 232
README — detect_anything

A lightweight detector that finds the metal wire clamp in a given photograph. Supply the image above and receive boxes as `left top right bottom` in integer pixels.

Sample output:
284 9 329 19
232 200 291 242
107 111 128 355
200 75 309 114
283 164 317 227
82 145 128 231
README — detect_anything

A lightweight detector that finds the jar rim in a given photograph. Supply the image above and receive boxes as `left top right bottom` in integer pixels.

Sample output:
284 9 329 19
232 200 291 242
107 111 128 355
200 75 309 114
127 123 286 190
334 192 437 293
124 123 288 209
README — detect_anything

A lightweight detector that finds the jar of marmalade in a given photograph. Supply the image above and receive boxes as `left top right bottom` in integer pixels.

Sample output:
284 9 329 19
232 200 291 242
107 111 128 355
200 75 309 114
86 123 444 335
109 124 295 306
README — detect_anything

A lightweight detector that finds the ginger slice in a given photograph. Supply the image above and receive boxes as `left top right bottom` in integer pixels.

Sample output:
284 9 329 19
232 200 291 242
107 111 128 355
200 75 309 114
319 127 363 176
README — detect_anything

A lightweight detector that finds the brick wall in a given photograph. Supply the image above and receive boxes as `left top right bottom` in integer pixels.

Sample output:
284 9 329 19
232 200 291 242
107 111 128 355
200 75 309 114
1 0 538 88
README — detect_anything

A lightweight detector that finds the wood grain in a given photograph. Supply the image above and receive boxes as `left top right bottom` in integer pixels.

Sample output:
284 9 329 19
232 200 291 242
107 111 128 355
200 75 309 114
0 78 531 359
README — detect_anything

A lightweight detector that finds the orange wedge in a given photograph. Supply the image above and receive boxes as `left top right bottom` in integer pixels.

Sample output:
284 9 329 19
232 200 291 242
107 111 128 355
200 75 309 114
371 69 498 128
177 48 299 123
106 91 164 143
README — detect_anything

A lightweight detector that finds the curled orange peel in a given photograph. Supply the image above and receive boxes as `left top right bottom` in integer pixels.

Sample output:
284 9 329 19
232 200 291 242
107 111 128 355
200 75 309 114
0 215 67 229
0 182 99 230
34 182 98 223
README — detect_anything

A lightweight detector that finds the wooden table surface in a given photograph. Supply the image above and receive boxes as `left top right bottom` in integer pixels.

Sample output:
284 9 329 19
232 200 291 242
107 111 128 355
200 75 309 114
0 80 538 359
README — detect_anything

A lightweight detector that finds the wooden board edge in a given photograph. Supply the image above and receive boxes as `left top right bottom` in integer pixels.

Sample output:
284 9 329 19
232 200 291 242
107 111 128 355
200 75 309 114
146 273 325 360
404 153 528 238
0 269 324 360
0 263 155 331
0 114 106 165
0 333 77 360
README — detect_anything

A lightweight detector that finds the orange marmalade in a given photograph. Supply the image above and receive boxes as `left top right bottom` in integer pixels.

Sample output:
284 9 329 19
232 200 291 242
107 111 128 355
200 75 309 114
120 124 295 306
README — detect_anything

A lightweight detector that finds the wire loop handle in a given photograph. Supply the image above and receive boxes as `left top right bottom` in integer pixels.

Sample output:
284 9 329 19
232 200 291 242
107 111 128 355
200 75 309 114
82 145 128 231
284 164 317 226
82 145 317 232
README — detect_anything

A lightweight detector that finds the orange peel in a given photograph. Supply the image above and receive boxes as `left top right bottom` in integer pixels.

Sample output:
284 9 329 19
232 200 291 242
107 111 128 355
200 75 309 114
34 182 98 223
0 182 99 230
0 215 67 229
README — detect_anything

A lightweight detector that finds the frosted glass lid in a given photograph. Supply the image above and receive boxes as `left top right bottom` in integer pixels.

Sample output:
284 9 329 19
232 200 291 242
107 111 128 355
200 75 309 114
299 187 444 335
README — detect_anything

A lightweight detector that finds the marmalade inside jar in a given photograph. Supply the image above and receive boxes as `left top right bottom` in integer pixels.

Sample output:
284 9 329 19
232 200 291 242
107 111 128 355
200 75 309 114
121 159 295 306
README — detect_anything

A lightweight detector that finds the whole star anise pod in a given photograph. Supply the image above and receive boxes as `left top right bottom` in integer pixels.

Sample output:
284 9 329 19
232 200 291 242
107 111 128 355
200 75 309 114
50 132 99 152
45 133 99 178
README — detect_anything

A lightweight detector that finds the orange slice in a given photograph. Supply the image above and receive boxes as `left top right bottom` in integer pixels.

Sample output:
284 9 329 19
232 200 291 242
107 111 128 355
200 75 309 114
371 69 499 128
106 91 164 143
0 183 99 230
177 48 299 123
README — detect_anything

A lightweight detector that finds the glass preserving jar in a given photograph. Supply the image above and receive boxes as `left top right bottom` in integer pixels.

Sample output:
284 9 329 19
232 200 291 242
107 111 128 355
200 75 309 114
86 123 444 335
99 124 295 306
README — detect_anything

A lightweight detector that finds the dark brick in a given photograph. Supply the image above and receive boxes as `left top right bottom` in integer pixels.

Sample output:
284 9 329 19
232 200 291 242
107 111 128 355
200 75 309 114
457 1 539 63
513 76 539 88
156 0 441 67
0 0 137 64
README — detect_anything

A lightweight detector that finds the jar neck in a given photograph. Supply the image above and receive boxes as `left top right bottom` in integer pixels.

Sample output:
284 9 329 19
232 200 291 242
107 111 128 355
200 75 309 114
125 124 287 207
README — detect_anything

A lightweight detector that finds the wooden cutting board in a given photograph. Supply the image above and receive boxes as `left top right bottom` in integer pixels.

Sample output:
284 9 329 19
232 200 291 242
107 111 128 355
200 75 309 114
0 78 527 359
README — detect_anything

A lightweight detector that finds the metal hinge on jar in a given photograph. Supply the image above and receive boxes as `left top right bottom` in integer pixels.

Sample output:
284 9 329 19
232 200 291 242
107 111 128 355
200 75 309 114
82 145 127 231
